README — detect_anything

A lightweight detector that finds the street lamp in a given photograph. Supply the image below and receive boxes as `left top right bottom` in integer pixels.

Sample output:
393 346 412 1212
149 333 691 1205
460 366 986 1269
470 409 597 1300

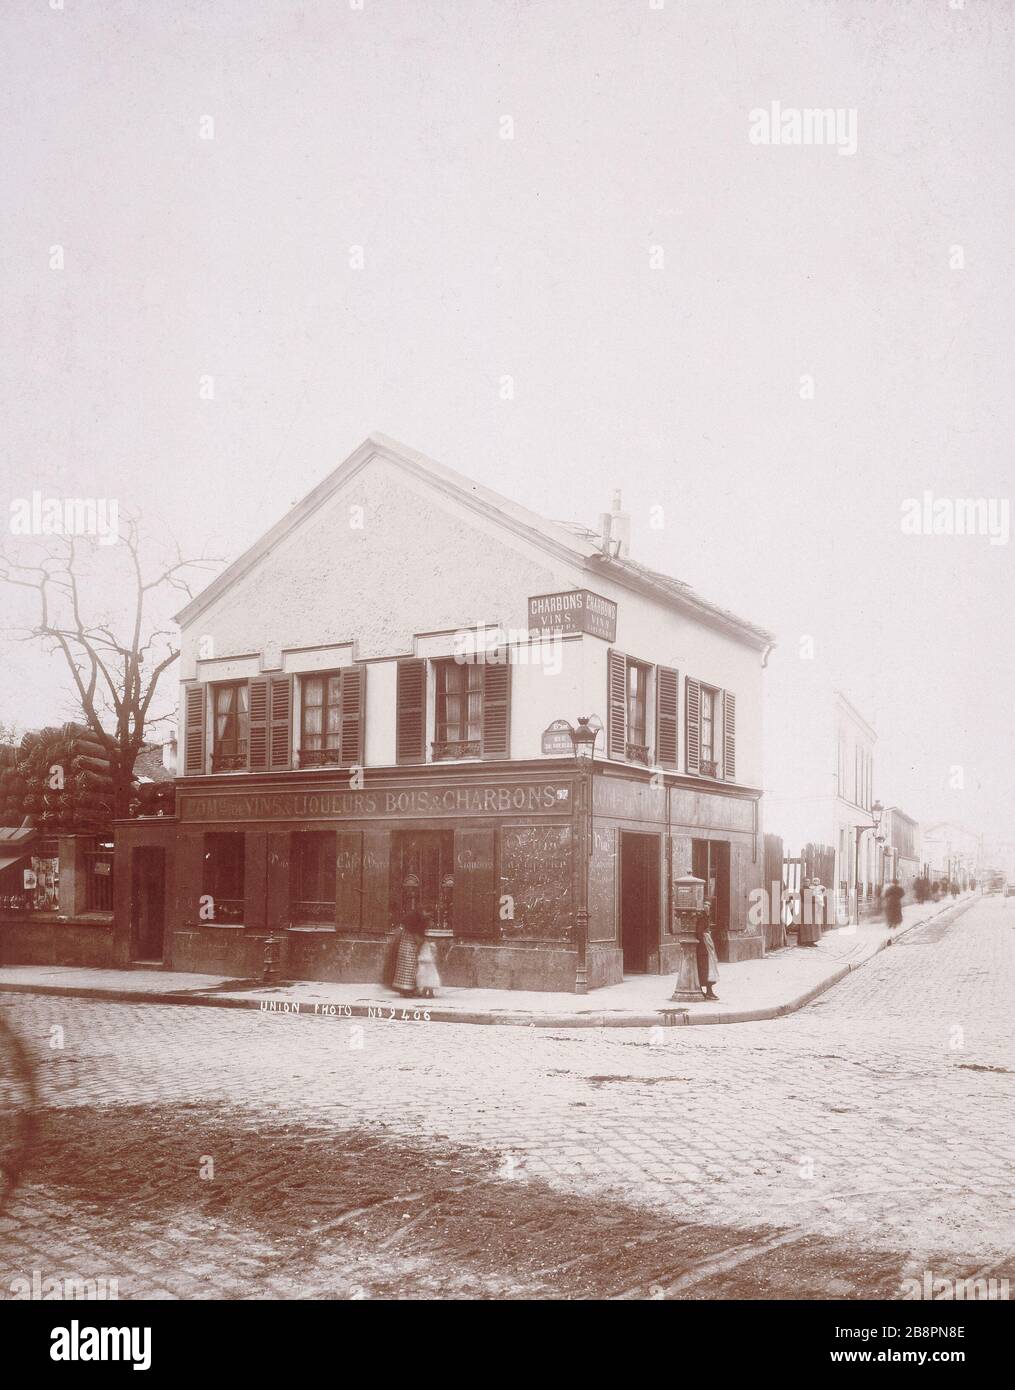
567 716 601 995
853 798 883 922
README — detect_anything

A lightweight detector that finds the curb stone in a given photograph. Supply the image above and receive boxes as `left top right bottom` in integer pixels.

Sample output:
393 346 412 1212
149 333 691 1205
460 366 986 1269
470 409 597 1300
0 895 977 1030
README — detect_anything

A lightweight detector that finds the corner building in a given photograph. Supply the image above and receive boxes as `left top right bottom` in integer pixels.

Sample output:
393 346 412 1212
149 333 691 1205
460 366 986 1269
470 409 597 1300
114 435 775 991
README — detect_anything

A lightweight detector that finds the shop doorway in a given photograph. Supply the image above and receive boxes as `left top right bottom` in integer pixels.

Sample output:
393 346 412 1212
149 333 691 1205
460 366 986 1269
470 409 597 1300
619 832 661 973
393 830 455 930
131 847 166 963
692 839 730 948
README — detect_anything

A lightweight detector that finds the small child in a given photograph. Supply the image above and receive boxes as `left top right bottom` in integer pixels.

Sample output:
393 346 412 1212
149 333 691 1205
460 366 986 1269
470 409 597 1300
415 935 441 999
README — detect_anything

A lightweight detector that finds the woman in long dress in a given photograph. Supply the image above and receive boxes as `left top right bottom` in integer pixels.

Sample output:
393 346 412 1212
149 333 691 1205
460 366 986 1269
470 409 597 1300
391 909 427 995
696 917 720 1002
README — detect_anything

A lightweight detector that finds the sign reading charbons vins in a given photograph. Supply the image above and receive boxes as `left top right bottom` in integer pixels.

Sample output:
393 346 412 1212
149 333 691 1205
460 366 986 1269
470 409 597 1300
180 782 573 823
528 589 618 643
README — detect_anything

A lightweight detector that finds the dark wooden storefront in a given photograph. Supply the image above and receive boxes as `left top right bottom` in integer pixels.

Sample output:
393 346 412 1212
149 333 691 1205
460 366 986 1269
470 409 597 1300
111 761 765 991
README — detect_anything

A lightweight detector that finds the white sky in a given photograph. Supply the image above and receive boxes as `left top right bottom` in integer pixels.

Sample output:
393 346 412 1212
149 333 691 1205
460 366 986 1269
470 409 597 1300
1 0 1012 838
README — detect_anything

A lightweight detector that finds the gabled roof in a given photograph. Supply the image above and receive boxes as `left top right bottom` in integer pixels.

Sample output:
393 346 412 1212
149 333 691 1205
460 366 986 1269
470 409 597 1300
176 433 775 649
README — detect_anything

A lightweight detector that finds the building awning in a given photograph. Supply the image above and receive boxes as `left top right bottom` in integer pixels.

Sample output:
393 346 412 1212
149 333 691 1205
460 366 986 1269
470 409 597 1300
0 852 30 873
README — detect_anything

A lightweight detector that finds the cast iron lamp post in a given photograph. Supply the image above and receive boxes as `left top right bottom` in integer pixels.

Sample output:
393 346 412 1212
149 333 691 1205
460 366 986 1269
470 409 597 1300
567 716 600 995
853 798 883 922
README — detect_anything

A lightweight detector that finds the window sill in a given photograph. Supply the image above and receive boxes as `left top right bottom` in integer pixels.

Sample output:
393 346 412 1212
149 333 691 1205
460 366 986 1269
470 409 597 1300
297 751 348 770
432 739 481 759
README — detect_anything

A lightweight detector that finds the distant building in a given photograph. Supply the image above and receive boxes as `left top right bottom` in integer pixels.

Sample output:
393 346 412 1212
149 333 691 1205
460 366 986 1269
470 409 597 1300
978 836 1015 883
765 677 878 910
922 822 980 889
881 806 921 894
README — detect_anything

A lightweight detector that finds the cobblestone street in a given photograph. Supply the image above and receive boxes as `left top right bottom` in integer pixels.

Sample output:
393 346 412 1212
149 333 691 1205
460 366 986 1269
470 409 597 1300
1 895 1012 1299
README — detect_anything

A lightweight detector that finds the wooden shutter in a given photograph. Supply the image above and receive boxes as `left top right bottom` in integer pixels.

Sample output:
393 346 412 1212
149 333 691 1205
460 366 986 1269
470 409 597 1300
248 676 269 772
339 666 365 766
481 653 511 759
723 689 736 782
335 830 363 930
269 675 293 769
685 677 701 774
655 665 679 768
453 827 497 937
183 684 206 776
361 829 390 934
396 658 426 764
607 649 627 759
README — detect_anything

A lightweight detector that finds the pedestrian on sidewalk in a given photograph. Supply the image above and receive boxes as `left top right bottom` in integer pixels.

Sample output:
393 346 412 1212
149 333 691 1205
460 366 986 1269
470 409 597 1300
797 878 822 947
415 933 441 999
391 908 428 996
884 877 904 930
696 914 719 1001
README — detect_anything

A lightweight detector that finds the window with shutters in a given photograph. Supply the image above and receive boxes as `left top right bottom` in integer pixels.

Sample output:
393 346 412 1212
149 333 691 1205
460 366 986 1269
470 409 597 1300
291 831 337 925
297 668 362 768
626 660 651 764
300 673 343 766
434 659 483 759
203 832 245 924
699 685 720 777
212 683 249 772
608 649 654 764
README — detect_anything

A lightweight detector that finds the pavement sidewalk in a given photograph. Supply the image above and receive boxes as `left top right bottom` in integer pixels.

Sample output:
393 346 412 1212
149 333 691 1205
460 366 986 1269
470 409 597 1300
0 893 976 1028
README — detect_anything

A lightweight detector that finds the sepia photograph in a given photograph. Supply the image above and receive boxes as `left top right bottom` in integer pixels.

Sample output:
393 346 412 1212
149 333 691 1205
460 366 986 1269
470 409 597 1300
0 0 1011 1362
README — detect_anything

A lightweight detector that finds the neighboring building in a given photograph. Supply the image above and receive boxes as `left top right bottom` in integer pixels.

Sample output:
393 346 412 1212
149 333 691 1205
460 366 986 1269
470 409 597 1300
922 821 980 889
0 735 174 963
114 433 775 990
765 675 879 913
881 806 921 894
978 836 1015 883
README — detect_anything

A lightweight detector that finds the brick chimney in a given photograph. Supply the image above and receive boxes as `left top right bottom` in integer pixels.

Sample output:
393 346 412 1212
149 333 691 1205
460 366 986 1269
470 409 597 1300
599 489 631 558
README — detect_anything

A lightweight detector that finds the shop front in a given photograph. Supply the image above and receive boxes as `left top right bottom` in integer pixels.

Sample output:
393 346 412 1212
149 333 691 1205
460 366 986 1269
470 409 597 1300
114 767 595 991
112 760 764 991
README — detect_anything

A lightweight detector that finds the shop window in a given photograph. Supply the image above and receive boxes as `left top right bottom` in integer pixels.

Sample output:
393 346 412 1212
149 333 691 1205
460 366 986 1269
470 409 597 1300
28 839 60 912
203 832 245 924
291 831 337 925
212 683 249 772
434 659 483 759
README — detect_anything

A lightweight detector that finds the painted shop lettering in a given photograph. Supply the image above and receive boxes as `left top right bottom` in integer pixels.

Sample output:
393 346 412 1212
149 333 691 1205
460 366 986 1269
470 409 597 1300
182 783 563 821
382 786 557 814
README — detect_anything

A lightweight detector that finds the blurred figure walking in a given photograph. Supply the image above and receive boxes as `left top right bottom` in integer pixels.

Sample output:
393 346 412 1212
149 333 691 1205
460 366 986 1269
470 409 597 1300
884 877 904 930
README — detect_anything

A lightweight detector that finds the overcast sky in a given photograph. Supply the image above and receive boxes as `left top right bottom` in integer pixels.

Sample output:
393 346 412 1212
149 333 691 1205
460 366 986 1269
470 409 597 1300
1 0 1012 839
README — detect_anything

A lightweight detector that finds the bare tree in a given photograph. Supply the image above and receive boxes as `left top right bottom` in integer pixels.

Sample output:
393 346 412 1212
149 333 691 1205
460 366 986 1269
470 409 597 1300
0 521 219 819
